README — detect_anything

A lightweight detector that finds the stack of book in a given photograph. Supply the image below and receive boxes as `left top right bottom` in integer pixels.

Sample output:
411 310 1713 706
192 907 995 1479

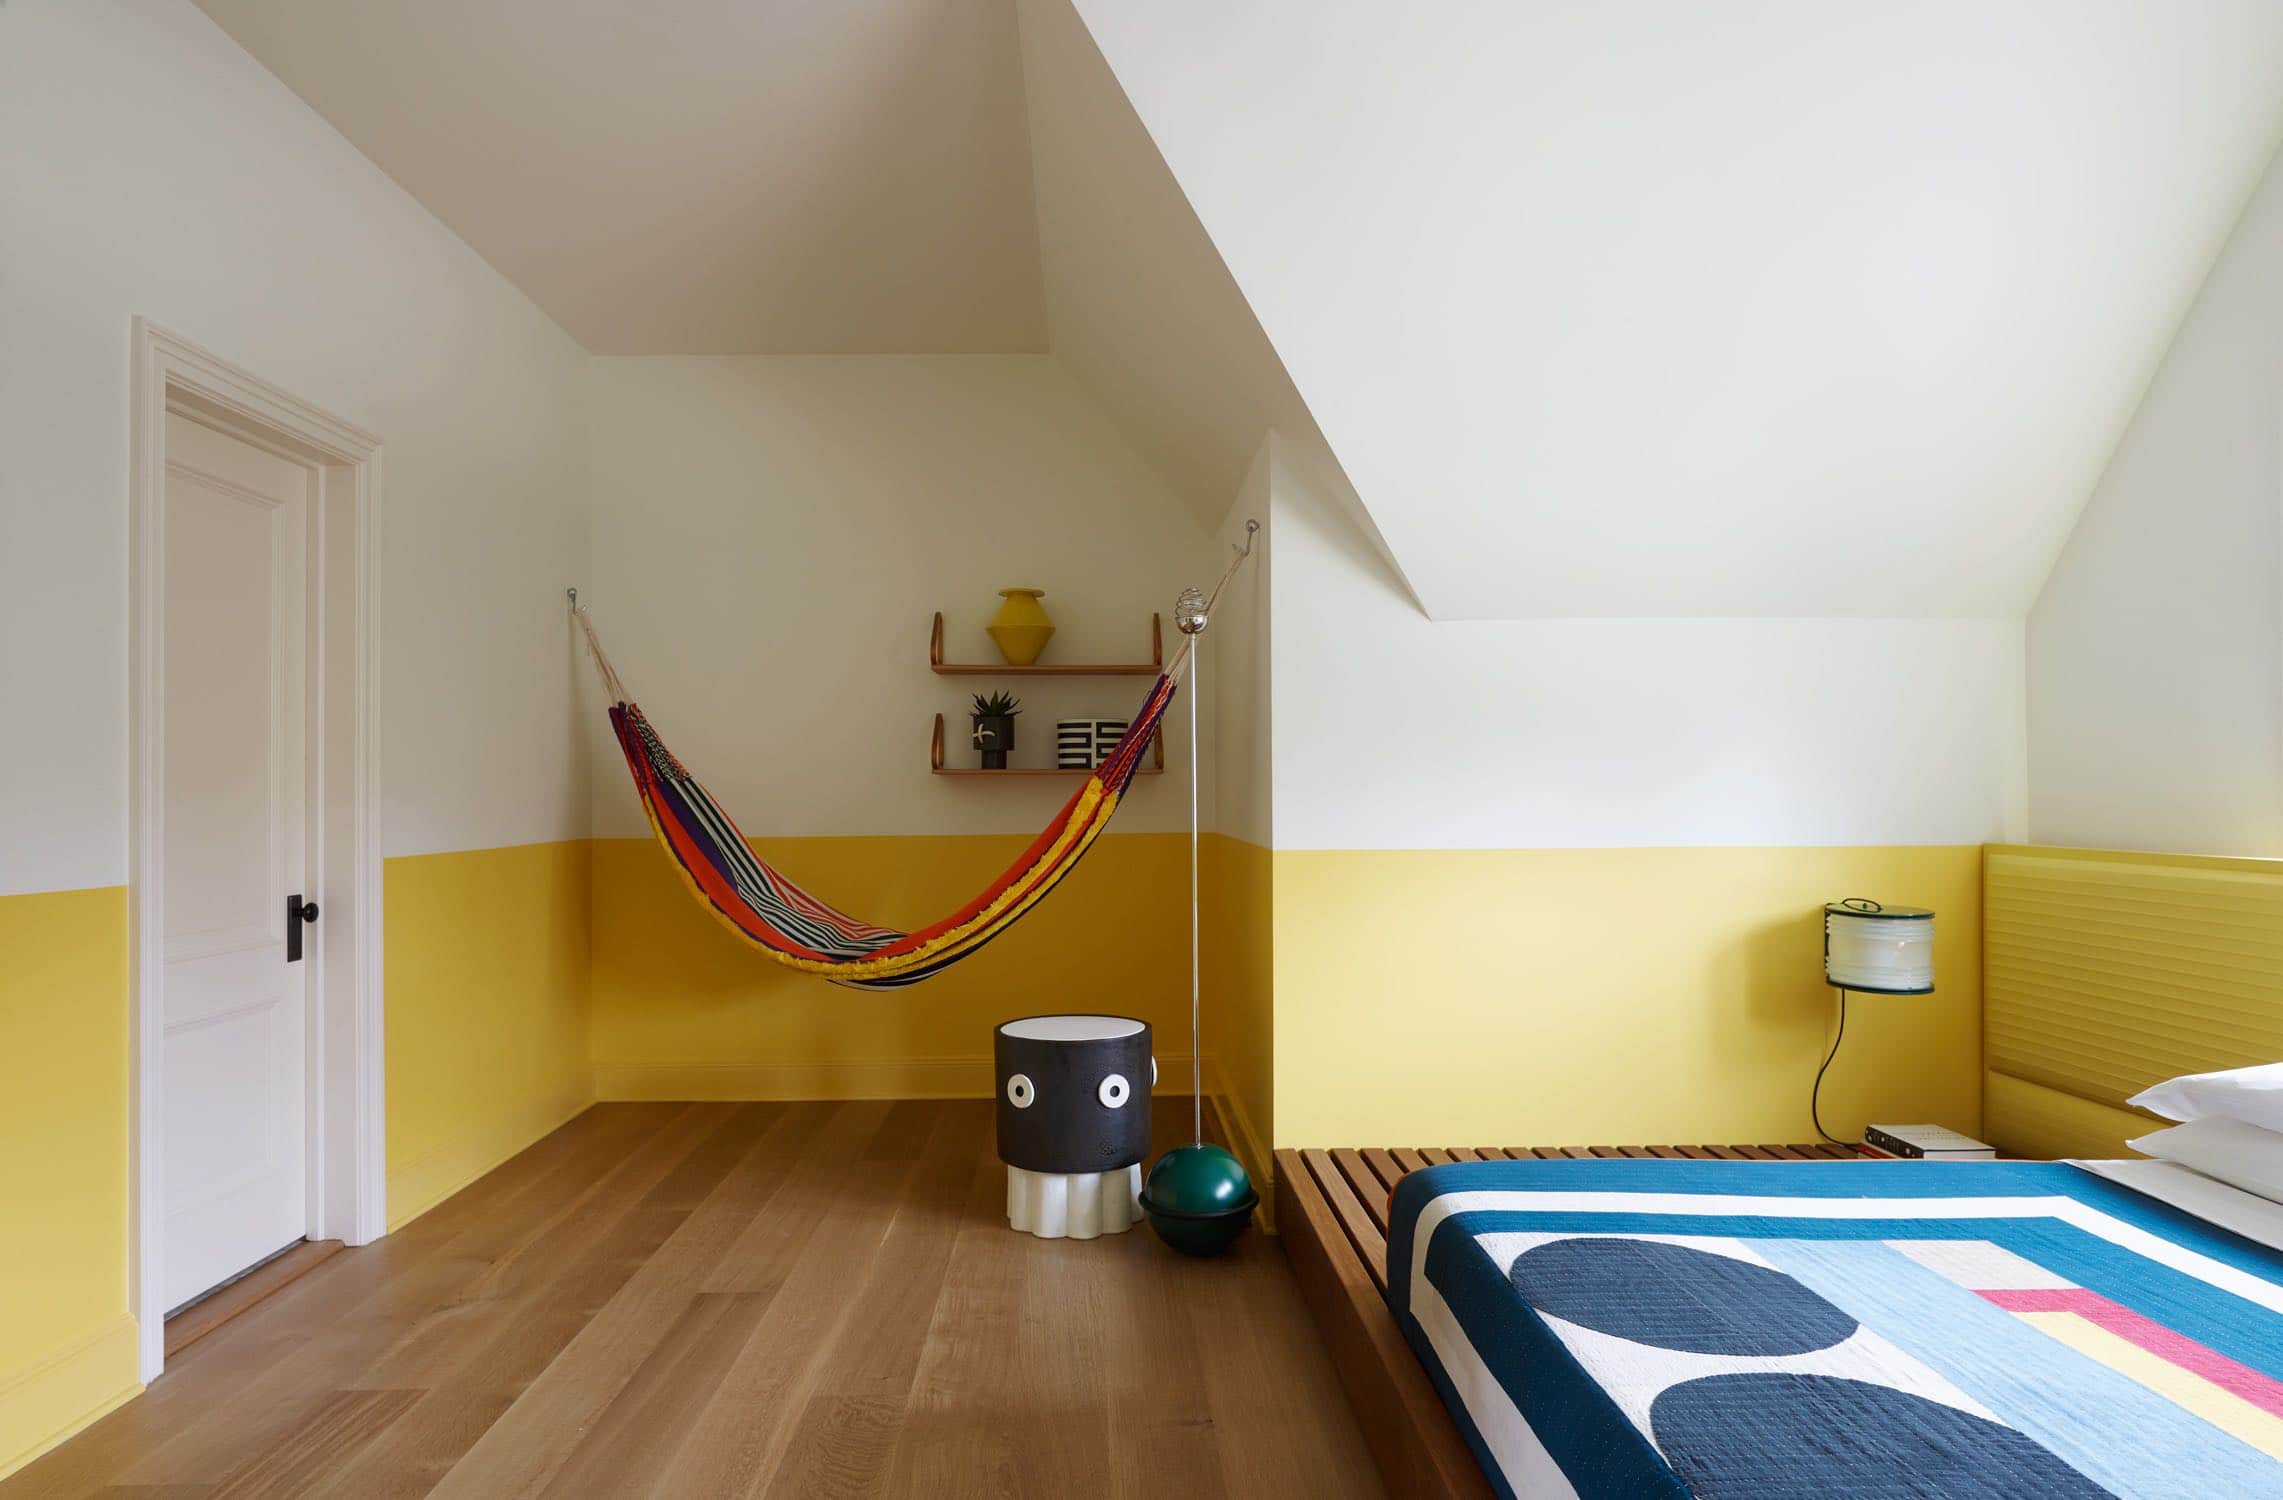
1864 1123 1996 1159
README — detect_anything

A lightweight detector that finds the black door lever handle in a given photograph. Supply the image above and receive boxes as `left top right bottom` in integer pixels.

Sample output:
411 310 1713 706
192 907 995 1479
287 894 318 962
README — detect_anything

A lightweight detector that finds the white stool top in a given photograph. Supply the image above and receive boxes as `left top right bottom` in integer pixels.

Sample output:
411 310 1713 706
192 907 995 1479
997 1014 1144 1041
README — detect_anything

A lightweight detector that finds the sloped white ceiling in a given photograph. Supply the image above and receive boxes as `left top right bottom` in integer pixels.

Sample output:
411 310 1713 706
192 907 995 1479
1012 0 1394 559
1072 1 2283 619
193 0 1047 354
1012 0 1301 522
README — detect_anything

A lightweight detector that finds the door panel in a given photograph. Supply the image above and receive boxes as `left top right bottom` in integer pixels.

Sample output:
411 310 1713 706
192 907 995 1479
160 411 311 1310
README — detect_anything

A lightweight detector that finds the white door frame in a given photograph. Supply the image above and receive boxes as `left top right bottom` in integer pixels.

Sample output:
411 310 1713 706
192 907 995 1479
129 320 385 1383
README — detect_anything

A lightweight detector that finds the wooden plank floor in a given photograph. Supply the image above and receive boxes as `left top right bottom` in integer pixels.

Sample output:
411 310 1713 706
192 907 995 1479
4 1101 1383 1500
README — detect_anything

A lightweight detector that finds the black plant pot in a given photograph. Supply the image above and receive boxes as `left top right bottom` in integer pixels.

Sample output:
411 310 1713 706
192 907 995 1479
972 714 1015 770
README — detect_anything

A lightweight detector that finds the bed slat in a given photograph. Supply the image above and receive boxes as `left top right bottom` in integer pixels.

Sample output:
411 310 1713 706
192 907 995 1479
1301 1148 1388 1293
1332 1149 1392 1236
1363 1148 1408 1195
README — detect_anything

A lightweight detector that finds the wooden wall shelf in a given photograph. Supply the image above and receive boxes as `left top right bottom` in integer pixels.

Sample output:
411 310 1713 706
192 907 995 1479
931 714 1163 777
930 612 1163 676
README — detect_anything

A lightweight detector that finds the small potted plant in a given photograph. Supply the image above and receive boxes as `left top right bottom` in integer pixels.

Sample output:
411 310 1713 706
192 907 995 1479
970 691 1022 770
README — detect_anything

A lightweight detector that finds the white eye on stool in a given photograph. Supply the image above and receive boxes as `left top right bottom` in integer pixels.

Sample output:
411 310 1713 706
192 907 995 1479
1098 1073 1131 1109
1007 1073 1035 1109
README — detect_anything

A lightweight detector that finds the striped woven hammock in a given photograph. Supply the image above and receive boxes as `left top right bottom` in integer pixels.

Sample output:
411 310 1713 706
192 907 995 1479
577 607 1178 990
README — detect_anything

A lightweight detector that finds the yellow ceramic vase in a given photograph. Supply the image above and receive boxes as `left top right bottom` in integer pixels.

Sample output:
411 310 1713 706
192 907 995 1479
987 588 1056 666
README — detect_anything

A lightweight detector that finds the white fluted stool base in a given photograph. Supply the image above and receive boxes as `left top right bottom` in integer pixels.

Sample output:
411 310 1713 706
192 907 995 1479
1006 1163 1143 1239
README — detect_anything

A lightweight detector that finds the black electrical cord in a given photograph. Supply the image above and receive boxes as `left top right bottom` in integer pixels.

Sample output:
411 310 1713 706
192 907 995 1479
1811 986 1850 1145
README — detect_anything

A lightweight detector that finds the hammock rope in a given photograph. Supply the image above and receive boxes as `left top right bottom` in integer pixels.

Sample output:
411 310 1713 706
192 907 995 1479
575 528 1253 989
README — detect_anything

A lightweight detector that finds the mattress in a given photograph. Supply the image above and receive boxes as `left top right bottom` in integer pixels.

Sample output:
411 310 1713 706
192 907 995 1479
1385 1158 2283 1499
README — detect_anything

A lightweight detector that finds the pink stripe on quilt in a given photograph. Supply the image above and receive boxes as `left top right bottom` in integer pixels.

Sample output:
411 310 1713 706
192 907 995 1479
1982 1287 2283 1420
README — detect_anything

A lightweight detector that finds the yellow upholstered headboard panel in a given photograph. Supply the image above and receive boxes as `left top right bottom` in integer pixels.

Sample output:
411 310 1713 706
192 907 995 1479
1984 845 2283 1159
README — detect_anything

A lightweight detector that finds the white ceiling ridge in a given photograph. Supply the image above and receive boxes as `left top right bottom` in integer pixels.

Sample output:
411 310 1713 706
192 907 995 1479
1012 0 1410 595
2011 126 2283 616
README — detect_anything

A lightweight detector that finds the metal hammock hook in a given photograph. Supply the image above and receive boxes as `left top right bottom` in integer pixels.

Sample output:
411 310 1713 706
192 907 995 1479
1173 520 1258 641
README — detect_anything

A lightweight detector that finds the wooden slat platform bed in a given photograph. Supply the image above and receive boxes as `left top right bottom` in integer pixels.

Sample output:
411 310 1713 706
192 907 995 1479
1275 1143 1860 1500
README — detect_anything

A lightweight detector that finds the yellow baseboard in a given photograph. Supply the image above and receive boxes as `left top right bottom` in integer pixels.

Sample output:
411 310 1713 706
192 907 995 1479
595 1053 1201 1103
597 1055 1270 1228
388 1088 594 1231
385 841 594 1232
1204 1063 1275 1231
0 1314 140 1484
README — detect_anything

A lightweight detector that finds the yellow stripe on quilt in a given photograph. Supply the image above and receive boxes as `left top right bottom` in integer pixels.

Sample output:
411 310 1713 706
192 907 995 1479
2013 1311 2283 1460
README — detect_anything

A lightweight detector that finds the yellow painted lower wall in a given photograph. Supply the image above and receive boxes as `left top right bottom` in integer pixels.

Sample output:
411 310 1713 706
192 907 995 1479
0 843 593 1480
384 841 595 1230
0 836 1982 1479
1271 846 1984 1149
0 885 136 1482
590 833 1201 1102
1201 834 1273 1191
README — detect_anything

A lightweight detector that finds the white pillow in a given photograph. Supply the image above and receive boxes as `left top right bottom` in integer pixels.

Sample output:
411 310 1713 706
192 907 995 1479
2129 1063 2283 1133
2128 1117 2283 1204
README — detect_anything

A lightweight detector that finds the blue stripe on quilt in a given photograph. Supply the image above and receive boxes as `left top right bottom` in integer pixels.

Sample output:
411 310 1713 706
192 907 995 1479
1408 1212 2283 1383
1389 1161 2283 1318
1760 1236 2283 1498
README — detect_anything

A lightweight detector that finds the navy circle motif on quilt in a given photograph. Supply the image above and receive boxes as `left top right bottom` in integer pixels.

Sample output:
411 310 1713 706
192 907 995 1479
1650 1373 2109 1499
1509 1238 1857 1355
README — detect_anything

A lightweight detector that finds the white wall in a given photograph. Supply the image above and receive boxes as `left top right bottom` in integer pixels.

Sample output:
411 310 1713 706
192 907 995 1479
2028 143 2283 858
585 356 1218 839
0 0 593 894
1270 434 2028 851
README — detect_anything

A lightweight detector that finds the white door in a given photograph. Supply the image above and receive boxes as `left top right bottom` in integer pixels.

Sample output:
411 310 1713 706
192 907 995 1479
160 411 312 1310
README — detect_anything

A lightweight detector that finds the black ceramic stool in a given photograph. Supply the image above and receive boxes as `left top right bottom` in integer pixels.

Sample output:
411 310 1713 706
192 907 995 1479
993 1014 1153 1239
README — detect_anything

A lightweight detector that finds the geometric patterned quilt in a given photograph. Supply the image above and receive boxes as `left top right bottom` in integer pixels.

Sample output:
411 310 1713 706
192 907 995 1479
1385 1160 2283 1499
